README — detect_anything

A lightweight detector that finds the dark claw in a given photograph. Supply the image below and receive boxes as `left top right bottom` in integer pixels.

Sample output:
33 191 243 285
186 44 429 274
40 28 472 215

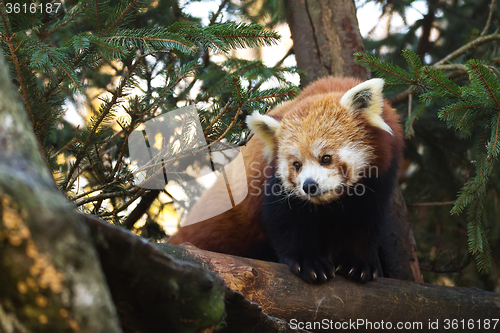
283 256 334 284
332 257 379 283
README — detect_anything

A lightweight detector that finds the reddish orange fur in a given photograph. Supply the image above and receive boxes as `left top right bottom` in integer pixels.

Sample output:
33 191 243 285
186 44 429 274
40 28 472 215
168 129 271 256
169 77 404 256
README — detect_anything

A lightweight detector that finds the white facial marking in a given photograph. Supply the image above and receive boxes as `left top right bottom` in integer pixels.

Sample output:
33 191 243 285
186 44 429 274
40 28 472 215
288 146 301 161
297 162 342 197
277 158 291 187
337 143 371 184
338 144 368 168
311 141 326 158
277 142 373 204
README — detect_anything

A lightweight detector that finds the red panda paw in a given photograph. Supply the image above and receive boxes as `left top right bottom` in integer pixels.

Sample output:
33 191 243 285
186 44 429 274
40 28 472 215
282 256 335 284
333 258 379 283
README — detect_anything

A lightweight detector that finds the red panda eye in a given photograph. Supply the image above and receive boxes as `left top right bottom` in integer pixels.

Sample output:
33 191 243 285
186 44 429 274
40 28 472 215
321 155 332 165
293 162 301 171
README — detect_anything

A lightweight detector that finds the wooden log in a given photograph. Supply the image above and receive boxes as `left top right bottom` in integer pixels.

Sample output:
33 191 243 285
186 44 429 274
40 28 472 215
160 243 500 333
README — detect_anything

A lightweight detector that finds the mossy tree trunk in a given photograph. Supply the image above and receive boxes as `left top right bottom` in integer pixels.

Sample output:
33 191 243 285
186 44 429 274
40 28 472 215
0 51 121 332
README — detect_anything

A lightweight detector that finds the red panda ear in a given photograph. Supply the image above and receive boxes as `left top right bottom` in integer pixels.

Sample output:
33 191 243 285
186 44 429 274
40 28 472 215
340 78 394 136
246 112 281 157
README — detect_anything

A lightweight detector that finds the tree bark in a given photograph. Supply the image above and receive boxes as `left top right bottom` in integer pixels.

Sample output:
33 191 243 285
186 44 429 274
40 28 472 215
81 213 308 333
285 0 422 283
379 186 422 281
161 244 500 333
285 0 369 86
82 214 227 333
0 53 120 332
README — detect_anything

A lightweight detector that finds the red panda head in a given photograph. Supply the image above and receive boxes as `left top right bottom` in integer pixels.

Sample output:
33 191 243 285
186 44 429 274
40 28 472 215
247 78 395 205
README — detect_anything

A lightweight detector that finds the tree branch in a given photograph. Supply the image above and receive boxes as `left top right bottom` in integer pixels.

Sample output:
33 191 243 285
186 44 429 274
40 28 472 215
160 243 500 333
416 0 437 57
209 0 230 26
122 190 160 229
434 33 500 66
389 35 499 107
480 0 497 37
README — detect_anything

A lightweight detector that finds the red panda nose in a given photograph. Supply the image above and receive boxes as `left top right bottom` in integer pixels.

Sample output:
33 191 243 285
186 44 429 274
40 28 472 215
303 179 319 195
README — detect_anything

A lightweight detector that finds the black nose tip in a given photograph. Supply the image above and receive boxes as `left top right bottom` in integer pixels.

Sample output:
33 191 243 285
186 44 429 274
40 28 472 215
303 179 319 195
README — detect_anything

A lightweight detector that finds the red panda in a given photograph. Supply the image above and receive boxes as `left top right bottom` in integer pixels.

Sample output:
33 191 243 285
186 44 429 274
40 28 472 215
170 77 404 283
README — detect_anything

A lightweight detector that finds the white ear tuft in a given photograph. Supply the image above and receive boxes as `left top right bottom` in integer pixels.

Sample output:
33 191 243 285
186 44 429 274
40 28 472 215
340 78 394 136
246 112 281 158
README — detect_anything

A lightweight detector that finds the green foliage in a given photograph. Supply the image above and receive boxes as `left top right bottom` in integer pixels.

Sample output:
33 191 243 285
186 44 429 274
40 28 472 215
355 49 499 274
0 0 297 225
235 0 287 28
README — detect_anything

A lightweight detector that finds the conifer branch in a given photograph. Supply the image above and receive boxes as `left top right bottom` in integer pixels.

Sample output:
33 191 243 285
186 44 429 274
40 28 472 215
0 7 34 127
75 187 140 206
51 58 84 93
106 34 194 53
63 79 124 191
354 53 416 85
65 50 152 192
98 188 147 217
111 131 131 179
72 181 121 200
214 103 244 143
204 101 232 136
491 113 500 158
422 68 461 97
469 62 500 107
43 47 93 103
0 0 300 235
4 36 37 136
440 104 492 116
95 0 102 33
199 61 262 101
0 3 12 38
55 136 79 156
45 1 90 38
247 91 296 103
107 0 139 33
